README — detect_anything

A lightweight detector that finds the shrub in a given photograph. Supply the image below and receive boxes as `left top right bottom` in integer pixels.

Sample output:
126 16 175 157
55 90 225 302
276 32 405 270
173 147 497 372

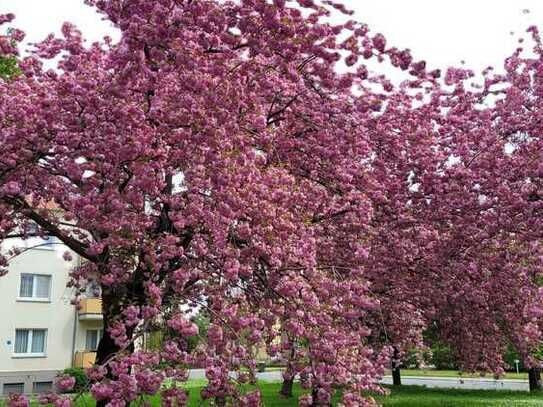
429 342 458 370
503 345 525 372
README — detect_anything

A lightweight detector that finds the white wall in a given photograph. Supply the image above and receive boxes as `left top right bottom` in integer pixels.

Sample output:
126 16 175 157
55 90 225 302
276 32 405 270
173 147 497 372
0 243 77 373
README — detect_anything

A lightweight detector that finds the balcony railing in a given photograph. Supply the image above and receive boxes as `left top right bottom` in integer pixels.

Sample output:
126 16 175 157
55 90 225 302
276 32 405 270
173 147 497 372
78 298 103 320
74 351 96 368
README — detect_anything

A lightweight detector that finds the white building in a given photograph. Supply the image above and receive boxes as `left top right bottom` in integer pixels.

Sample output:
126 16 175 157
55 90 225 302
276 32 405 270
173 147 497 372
0 233 103 395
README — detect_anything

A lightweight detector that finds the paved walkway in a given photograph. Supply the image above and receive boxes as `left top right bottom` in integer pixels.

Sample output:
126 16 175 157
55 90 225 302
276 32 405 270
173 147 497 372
380 375 528 391
189 369 529 391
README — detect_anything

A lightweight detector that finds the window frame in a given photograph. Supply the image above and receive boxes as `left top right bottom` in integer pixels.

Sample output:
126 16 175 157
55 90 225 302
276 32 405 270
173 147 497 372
12 328 48 358
2 382 25 395
17 273 52 302
32 381 53 394
85 328 103 352
84 281 102 299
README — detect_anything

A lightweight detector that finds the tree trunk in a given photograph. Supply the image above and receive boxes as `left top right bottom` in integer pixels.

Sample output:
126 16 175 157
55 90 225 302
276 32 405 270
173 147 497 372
310 387 332 407
94 290 134 407
280 341 296 398
392 366 402 386
92 260 145 407
95 318 120 407
311 387 318 406
215 396 227 406
95 321 121 366
279 377 294 397
392 346 401 386
529 367 541 392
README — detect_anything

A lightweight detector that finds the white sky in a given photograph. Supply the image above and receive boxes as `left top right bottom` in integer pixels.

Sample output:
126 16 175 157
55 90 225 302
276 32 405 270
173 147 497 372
1 0 542 74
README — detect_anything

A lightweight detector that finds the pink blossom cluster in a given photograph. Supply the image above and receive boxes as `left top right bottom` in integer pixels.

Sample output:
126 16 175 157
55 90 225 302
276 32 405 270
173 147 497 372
56 375 76 392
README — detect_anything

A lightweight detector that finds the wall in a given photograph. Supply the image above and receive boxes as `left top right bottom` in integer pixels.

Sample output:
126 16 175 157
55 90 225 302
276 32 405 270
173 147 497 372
0 240 77 392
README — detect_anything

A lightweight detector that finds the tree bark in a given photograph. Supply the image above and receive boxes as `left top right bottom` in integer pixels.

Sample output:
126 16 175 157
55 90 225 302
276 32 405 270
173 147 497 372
392 346 401 386
392 365 402 386
94 290 134 407
279 377 294 397
529 367 541 392
215 396 227 406
280 340 295 398
310 386 332 407
95 320 121 366
95 318 120 407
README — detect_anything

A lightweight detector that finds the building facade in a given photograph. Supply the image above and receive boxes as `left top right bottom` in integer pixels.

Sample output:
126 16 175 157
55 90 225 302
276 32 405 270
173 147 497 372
0 234 102 395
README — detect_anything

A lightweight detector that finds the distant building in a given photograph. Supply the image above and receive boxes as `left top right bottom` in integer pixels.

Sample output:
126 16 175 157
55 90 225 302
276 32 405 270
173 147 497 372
0 232 103 395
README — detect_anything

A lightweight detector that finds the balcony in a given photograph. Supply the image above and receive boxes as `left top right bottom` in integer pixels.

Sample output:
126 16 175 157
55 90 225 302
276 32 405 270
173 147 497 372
78 298 103 321
74 351 96 368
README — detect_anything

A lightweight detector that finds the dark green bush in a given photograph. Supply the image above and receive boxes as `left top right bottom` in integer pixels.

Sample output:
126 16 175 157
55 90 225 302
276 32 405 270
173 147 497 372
429 342 458 370
503 345 525 372
0 55 20 81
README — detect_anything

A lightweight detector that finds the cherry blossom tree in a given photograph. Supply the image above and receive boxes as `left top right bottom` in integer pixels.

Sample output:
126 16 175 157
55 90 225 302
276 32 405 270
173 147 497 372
3 0 543 406
0 1 405 405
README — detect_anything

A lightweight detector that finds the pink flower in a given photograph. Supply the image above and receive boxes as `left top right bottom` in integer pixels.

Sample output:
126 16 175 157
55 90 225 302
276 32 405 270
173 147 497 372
207 325 223 345
161 388 188 407
167 314 199 337
56 375 76 392
53 397 72 407
86 366 107 382
91 382 114 400
2 181 21 195
7 394 29 407
0 13 15 24
372 33 387 52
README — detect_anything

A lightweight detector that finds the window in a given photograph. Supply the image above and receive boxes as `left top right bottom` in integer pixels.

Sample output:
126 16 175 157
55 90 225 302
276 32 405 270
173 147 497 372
85 281 101 298
32 381 53 394
19 274 51 301
14 329 47 356
3 383 24 395
86 329 102 351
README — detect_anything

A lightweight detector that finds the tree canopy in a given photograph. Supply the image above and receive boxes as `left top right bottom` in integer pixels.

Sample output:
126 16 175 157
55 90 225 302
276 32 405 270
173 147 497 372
2 2 543 406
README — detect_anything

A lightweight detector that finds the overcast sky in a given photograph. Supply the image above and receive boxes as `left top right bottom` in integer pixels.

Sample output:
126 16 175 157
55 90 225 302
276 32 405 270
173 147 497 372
1 0 543 74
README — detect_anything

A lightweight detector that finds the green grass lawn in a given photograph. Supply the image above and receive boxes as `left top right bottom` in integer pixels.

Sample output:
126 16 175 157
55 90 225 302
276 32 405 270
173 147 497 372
4 382 542 406
87 383 543 406
374 386 543 407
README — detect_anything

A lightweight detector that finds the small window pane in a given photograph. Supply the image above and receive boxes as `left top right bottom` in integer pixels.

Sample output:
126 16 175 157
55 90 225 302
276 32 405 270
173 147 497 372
15 330 29 353
31 330 46 353
32 381 52 394
35 276 51 298
85 281 101 298
3 383 24 395
19 274 33 297
86 330 98 351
